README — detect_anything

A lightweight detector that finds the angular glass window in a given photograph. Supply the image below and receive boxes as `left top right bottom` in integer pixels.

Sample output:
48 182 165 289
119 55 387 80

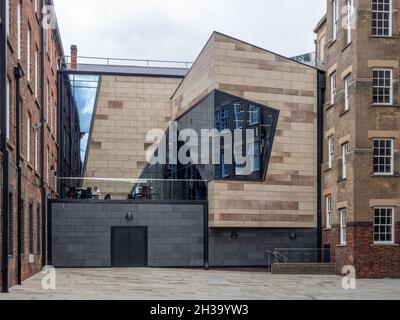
248 104 260 126
234 103 244 129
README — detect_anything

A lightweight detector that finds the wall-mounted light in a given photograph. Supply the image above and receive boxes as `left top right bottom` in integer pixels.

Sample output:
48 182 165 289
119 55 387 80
125 212 134 221
231 231 238 240
290 232 297 240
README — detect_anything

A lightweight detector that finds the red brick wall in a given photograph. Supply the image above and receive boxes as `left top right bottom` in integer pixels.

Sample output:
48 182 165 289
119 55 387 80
1 0 62 288
324 223 400 278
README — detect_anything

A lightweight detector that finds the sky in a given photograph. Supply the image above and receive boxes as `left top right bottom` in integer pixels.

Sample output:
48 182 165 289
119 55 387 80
53 0 327 62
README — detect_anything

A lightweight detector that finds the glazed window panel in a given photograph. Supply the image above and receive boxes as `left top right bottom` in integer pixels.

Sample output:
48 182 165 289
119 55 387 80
234 103 244 129
248 105 260 126
374 208 394 244
326 195 332 229
372 69 392 104
333 0 339 39
328 136 334 169
373 139 393 175
330 72 337 105
372 0 392 36
344 75 352 111
340 208 347 245
220 107 229 130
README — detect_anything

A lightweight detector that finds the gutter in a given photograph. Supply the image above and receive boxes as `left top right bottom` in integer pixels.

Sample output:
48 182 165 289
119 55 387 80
40 0 46 267
14 65 23 285
1 0 9 293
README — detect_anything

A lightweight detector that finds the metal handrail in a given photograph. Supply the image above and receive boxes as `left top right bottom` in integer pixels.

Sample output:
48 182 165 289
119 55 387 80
266 250 289 271
64 55 193 69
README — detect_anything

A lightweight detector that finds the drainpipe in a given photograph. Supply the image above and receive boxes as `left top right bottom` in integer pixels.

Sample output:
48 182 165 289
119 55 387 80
57 72 62 197
317 71 325 262
1 0 10 293
40 0 47 268
14 65 23 285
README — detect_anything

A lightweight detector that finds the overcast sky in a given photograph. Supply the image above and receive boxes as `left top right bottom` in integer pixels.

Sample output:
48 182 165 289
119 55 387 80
53 0 326 63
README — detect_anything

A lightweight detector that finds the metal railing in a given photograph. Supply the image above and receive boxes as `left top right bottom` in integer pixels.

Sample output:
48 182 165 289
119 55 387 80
57 177 208 201
266 248 332 272
64 55 193 70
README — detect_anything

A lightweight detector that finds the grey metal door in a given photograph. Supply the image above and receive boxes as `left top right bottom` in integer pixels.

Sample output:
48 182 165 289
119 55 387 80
111 227 148 267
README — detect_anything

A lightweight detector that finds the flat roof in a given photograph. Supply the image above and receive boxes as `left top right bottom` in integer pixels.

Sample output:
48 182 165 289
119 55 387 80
68 63 188 77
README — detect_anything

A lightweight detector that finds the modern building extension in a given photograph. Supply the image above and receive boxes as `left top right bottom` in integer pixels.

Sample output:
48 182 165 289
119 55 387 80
315 0 400 278
0 0 81 292
51 32 325 270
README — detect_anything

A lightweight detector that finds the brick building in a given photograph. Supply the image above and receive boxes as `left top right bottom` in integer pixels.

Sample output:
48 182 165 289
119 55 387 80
315 0 400 278
1 0 80 292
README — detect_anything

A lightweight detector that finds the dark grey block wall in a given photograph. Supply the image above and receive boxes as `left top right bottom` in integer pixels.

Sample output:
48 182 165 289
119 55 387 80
51 202 205 267
51 201 318 268
209 228 318 267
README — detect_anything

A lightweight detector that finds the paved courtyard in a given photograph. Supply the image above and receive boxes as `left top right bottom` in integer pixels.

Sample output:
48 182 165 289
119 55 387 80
0 268 399 300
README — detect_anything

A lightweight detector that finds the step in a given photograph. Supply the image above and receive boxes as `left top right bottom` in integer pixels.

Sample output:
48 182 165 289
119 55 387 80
271 263 336 275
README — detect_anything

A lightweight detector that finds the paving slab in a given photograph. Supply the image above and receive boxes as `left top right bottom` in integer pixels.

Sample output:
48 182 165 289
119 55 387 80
0 268 399 300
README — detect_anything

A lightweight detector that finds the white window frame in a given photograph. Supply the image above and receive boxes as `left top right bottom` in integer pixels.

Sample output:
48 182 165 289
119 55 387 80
342 143 349 179
330 72 337 105
34 47 38 98
328 136 335 169
372 68 393 105
46 80 50 121
333 0 339 40
6 0 9 36
372 0 393 37
340 208 347 245
27 25 31 82
347 0 355 43
344 75 352 111
6 78 10 140
373 139 394 175
46 146 49 181
374 207 395 244
326 195 332 229
17 1 22 60
34 128 38 171
27 115 31 163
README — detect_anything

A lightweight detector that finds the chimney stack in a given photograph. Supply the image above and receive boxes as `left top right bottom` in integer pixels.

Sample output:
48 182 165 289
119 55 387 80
70 45 78 70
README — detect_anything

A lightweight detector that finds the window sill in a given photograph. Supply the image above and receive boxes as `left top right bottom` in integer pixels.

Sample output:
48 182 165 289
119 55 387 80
27 163 34 171
342 42 352 52
370 173 399 177
337 178 347 183
371 104 399 108
371 243 399 247
337 244 347 248
7 141 15 151
325 103 335 111
327 39 337 49
323 228 332 231
7 37 15 53
369 35 398 39
324 167 333 173
339 109 350 117
27 82 34 95
35 99 41 110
